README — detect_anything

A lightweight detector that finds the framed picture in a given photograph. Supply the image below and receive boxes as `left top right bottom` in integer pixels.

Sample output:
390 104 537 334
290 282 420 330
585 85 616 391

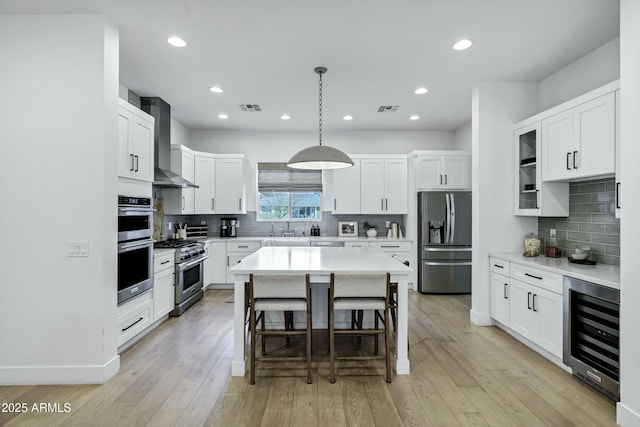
338 221 358 237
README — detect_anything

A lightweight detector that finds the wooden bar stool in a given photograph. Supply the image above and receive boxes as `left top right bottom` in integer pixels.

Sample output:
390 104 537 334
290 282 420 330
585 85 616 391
329 272 392 383
248 273 312 384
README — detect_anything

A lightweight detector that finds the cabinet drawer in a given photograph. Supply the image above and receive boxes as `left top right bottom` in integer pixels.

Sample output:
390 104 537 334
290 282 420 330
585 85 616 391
490 257 510 275
117 294 153 347
511 263 562 294
369 241 412 252
227 241 260 252
154 252 174 273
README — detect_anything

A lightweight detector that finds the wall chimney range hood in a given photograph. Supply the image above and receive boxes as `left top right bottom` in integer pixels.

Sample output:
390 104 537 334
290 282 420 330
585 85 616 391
140 97 198 188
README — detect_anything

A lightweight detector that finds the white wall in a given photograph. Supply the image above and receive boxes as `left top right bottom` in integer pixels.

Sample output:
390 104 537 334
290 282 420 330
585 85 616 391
470 82 539 325
617 1 640 424
538 38 620 111
452 122 472 150
0 15 119 384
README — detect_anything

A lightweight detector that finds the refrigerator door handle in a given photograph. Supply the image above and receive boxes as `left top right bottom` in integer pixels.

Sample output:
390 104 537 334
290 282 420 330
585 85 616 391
449 193 456 243
424 247 471 252
444 193 451 244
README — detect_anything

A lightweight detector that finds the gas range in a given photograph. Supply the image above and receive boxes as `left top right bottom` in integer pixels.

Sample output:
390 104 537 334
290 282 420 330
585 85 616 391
154 239 206 264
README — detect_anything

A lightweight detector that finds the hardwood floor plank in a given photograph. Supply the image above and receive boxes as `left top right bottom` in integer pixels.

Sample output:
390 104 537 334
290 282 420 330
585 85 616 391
0 290 618 426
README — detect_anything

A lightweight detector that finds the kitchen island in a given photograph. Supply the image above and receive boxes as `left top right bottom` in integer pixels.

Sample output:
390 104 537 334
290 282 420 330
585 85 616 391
229 246 413 377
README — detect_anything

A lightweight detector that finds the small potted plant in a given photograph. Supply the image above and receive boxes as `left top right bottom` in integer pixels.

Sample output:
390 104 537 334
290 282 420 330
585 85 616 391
364 222 378 238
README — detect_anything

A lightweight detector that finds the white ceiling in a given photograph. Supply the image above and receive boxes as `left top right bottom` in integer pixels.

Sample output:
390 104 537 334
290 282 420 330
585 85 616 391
1 0 619 132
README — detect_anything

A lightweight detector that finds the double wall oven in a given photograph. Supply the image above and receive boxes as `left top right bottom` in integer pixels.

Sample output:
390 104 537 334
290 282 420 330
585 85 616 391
117 195 154 305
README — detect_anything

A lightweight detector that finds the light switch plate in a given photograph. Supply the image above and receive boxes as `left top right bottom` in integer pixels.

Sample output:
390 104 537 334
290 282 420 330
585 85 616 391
67 241 89 257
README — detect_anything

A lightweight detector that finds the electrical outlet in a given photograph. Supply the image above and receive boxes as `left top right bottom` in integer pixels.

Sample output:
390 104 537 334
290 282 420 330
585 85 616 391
67 241 89 257
201 220 206 225
167 222 173 230
550 228 556 237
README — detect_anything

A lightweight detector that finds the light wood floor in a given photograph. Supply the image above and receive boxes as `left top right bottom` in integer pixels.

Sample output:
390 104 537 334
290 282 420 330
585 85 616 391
0 290 617 426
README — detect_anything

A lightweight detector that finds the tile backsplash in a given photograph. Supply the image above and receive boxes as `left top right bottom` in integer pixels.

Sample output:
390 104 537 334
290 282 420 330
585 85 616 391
161 209 404 240
538 178 619 265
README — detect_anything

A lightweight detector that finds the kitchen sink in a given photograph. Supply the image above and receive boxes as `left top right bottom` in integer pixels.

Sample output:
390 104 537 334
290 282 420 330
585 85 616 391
261 237 310 247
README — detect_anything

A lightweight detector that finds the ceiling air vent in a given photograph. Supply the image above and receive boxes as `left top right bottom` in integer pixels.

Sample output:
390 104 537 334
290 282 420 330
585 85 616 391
239 104 262 112
377 105 399 113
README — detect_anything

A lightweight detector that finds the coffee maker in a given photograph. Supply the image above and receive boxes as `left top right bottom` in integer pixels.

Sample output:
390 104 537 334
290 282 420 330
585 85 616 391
220 218 238 237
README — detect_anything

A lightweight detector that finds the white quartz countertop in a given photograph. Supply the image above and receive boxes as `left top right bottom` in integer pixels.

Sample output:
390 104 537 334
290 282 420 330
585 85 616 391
230 246 414 274
491 252 620 290
195 236 413 242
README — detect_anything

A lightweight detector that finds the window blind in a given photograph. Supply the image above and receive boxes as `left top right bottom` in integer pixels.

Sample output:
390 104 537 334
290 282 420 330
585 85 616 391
257 162 323 192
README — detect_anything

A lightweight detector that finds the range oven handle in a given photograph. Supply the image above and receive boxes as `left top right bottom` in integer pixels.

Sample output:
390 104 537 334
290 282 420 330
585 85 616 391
118 239 154 252
118 207 155 214
177 255 209 271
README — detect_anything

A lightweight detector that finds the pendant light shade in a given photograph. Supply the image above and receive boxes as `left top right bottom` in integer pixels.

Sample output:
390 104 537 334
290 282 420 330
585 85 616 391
287 67 354 170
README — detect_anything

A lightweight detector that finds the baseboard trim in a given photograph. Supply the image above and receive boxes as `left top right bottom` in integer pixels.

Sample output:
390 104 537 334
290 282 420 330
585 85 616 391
617 401 640 426
0 355 120 385
470 309 493 326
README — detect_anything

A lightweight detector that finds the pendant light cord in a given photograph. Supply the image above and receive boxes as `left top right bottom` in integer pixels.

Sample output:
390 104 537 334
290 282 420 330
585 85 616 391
318 70 323 146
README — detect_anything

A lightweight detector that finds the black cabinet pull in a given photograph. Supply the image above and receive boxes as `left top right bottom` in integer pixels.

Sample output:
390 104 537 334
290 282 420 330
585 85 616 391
334 199 336 210
532 294 538 312
160 260 170 265
525 272 542 280
616 182 621 209
134 155 139 172
566 152 571 170
130 154 135 171
122 317 144 332
535 189 539 209
440 175 443 185
573 151 578 169
493 264 504 269
504 283 508 299
527 292 532 310
444 174 448 185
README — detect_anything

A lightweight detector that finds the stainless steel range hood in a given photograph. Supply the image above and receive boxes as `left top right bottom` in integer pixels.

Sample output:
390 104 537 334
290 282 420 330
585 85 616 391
140 97 198 188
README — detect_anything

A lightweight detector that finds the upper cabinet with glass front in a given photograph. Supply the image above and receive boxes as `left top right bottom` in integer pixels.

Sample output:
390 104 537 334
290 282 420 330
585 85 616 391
513 123 568 216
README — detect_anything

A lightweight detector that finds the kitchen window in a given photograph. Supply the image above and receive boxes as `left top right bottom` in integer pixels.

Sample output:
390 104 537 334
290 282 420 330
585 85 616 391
257 163 322 221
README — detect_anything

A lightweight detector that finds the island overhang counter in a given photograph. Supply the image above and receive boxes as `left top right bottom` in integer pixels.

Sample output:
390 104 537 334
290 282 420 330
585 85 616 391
229 246 413 377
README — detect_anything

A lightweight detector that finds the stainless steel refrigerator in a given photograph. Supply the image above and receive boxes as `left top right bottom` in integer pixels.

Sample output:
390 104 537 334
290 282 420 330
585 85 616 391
417 191 472 294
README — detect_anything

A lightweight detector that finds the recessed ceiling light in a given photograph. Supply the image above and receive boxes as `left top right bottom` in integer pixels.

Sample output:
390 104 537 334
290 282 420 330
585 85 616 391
414 87 429 95
209 86 224 93
409 115 420 120
453 39 473 51
280 114 291 120
343 115 353 121
167 36 187 47
218 114 228 119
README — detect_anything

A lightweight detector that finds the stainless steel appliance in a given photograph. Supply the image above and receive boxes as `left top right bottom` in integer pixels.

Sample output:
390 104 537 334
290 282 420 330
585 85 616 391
154 240 208 316
221 218 238 237
117 195 154 305
563 276 620 400
417 191 472 294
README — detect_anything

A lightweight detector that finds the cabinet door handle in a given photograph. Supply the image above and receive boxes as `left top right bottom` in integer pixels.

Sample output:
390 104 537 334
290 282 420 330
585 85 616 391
566 152 571 170
334 198 337 210
122 317 144 332
440 174 443 185
532 294 538 312
444 174 448 185
504 283 508 299
227 256 230 267
527 292 532 310
160 260 170 265
130 154 135 171
535 189 539 209
212 198 214 210
182 196 185 210
381 199 384 210
239 198 242 211
616 182 620 209
493 264 504 269
525 272 542 280
573 151 578 169
385 198 388 210
134 155 139 172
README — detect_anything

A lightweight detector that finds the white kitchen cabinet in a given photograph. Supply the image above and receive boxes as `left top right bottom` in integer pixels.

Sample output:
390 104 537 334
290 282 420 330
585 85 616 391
163 146 196 214
226 240 260 283
117 291 153 348
194 154 215 214
118 99 154 182
214 157 246 214
416 154 470 190
153 250 175 322
331 158 361 214
489 258 510 327
513 122 568 216
360 158 407 214
615 90 621 219
543 92 616 181
208 241 228 285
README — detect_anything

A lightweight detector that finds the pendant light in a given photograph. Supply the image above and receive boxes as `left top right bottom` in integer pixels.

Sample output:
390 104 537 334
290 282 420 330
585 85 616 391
287 67 354 170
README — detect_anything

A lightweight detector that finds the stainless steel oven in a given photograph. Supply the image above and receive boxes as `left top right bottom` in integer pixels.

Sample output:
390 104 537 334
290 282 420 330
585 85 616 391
174 254 206 316
117 195 154 305
563 276 620 400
